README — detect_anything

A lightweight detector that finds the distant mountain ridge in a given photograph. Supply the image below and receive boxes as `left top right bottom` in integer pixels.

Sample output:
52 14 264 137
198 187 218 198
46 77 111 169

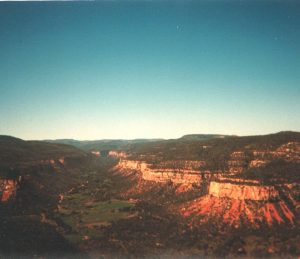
44 134 234 151
180 134 232 141
44 138 164 151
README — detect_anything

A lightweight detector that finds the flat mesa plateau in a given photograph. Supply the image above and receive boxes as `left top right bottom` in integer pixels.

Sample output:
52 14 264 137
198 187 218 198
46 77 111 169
1 131 300 257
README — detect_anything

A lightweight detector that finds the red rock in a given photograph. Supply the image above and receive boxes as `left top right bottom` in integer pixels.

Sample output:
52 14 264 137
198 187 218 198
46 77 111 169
209 181 279 201
108 150 128 158
58 158 65 165
1 179 18 202
91 151 100 156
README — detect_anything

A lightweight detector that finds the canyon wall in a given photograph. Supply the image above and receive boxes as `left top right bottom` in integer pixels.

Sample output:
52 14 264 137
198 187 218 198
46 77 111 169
227 142 300 173
116 144 299 228
181 195 296 227
117 160 148 171
0 179 19 202
117 159 212 185
0 157 70 203
149 160 206 170
115 141 300 184
141 170 202 184
209 181 279 201
108 150 127 158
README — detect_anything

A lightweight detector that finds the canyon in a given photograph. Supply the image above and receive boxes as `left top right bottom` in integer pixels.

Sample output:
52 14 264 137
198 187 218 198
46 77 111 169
115 155 299 227
1 133 300 257
115 140 300 227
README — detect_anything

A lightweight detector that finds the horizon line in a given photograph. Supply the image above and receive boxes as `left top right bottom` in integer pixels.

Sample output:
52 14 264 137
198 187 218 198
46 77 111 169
1 130 299 142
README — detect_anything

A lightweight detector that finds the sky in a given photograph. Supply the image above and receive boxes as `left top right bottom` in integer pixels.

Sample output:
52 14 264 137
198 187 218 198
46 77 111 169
0 1 300 140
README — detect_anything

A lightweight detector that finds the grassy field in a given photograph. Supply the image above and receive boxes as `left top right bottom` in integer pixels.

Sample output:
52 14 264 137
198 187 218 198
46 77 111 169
57 184 136 244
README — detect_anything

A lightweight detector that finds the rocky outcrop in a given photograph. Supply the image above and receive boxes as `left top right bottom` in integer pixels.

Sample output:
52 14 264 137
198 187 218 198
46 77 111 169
141 170 203 184
117 141 300 184
108 151 127 158
40 157 65 167
209 181 279 201
252 142 300 163
149 160 206 170
227 151 247 174
180 178 299 227
181 196 296 227
117 159 212 185
58 158 65 165
227 142 300 173
115 140 300 230
116 150 299 228
217 177 259 184
40 159 64 173
230 151 246 159
249 159 267 168
0 156 76 203
91 151 100 156
117 160 148 171
0 179 19 202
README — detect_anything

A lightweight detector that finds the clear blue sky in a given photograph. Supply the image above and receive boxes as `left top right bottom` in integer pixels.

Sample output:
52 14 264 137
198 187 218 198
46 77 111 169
0 1 299 140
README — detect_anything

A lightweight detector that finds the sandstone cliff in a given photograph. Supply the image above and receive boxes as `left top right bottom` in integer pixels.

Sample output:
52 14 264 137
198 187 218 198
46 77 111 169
117 142 300 186
209 181 279 201
179 177 299 227
115 139 300 229
116 159 212 185
0 179 19 202
116 156 299 228
117 159 148 171
108 150 128 158
181 196 296 227
141 170 202 184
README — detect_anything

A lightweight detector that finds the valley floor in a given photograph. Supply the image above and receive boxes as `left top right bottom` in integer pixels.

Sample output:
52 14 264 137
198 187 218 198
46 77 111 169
1 157 300 258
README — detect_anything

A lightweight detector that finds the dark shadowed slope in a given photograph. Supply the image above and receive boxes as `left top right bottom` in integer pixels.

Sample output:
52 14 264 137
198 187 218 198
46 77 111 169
0 135 87 175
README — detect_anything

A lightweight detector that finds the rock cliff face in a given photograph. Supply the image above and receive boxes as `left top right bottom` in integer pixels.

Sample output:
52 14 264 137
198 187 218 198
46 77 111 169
141 170 202 184
249 159 267 168
179 177 299 227
209 181 279 201
91 151 100 156
228 151 247 174
39 157 65 172
115 139 300 228
0 179 19 202
227 142 300 173
181 196 296 227
117 159 212 185
116 153 299 228
149 160 206 170
118 142 300 186
0 156 81 204
117 159 148 171
108 150 127 158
